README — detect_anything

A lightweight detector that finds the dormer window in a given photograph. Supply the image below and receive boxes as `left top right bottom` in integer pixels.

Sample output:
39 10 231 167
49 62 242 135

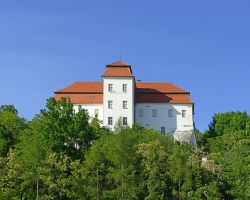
108 84 113 92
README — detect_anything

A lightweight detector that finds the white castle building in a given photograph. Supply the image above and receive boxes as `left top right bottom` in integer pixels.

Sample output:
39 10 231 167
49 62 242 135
55 61 196 146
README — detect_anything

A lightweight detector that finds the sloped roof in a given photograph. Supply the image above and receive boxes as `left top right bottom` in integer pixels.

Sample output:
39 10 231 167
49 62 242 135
136 82 189 94
102 61 134 77
54 81 192 104
106 61 131 67
55 82 103 93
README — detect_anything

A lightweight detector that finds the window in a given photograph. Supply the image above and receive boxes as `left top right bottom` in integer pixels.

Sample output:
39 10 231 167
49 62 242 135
123 84 127 92
168 109 173 118
146 124 150 128
152 109 157 117
108 117 113 125
123 117 128 125
94 109 99 116
182 110 187 118
108 84 113 92
139 109 143 117
161 127 165 134
108 100 113 109
123 101 128 109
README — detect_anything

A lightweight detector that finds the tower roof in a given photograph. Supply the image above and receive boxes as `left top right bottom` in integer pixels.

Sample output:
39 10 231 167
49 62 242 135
102 61 134 77
106 61 131 67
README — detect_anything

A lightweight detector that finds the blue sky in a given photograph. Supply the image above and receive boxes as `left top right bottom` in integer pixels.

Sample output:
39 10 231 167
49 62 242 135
0 1 250 131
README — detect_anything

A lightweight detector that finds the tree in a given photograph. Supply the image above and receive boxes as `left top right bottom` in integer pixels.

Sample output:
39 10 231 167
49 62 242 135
0 105 18 114
204 112 250 199
0 105 27 157
15 117 45 200
39 152 72 199
0 150 23 199
204 112 250 138
220 138 250 199
137 140 171 200
40 97 100 160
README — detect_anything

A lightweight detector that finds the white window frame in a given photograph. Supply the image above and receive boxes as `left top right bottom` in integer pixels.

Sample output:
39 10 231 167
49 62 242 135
108 84 113 92
182 110 187 118
139 109 143 117
123 101 128 109
152 109 157 117
108 117 113 125
123 117 128 125
168 109 173 118
123 84 127 92
108 100 113 109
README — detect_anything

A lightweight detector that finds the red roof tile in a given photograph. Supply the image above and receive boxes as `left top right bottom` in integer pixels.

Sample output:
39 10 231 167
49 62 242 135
55 82 103 93
136 82 189 93
106 61 131 67
102 61 134 77
54 81 192 104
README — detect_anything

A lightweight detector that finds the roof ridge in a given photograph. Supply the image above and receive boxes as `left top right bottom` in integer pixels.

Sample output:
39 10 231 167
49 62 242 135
106 61 131 67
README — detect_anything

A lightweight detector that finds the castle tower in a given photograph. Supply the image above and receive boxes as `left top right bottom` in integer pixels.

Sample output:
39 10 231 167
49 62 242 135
102 61 135 129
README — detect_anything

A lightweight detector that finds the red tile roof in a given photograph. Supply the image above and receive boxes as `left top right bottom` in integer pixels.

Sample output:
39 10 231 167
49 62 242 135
55 82 103 93
102 61 134 77
106 61 131 67
135 82 192 103
54 81 192 104
136 82 189 94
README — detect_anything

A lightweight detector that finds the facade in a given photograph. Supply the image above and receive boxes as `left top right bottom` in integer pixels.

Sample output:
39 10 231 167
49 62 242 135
55 61 196 146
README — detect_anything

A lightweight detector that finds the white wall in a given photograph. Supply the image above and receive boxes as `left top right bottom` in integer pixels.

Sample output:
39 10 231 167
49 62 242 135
103 77 135 129
73 104 104 124
135 103 194 132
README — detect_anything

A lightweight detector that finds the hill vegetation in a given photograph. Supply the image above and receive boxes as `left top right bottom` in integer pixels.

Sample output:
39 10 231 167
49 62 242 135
0 98 249 199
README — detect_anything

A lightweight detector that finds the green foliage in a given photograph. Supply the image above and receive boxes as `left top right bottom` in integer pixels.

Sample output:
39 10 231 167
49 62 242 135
220 139 250 199
0 105 18 114
137 140 171 200
0 101 249 199
204 112 250 199
205 111 250 138
0 105 27 157
195 129 204 148
39 152 72 199
40 97 100 160
0 150 23 199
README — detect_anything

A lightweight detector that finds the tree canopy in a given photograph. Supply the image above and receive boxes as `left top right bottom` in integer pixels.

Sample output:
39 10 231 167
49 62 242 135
0 99 249 199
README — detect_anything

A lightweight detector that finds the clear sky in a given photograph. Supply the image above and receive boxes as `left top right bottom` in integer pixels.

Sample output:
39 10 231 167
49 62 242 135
0 1 250 132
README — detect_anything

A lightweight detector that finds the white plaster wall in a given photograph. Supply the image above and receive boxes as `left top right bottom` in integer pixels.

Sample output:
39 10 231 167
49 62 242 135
135 103 194 132
73 104 104 124
103 77 135 129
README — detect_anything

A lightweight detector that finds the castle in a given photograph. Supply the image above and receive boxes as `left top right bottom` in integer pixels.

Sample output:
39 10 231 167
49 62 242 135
55 61 196 146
